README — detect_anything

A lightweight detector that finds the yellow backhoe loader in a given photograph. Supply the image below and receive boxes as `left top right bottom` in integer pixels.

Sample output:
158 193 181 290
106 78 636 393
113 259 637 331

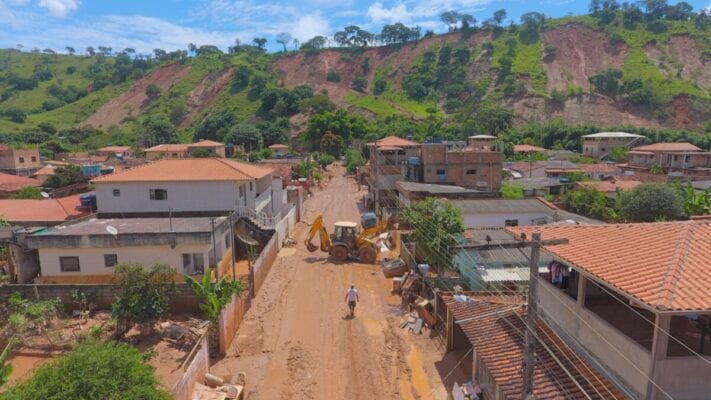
304 215 391 263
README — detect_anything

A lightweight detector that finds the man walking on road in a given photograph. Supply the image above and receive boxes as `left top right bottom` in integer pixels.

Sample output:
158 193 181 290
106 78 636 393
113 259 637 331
345 285 359 317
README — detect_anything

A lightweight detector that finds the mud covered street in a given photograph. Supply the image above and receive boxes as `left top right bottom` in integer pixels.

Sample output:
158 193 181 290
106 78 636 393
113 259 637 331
211 164 461 400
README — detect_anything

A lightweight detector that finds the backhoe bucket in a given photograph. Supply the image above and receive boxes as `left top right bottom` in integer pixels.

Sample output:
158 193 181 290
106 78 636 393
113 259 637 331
306 242 318 252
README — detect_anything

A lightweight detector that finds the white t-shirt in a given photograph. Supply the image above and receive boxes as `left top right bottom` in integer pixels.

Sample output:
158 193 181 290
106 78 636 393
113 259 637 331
346 288 358 302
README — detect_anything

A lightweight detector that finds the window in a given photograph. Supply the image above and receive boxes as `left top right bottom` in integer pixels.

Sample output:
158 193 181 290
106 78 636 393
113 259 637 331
436 169 446 175
239 186 245 197
249 182 253 192
113 189 121 197
601 148 606 152
18 157 24 164
149 188 167 200
466 169 477 175
60 256 80 272
104 254 118 267
673 155 679 162
505 219 519 227
172 153 178 158
182 253 205 275
31 156 37 162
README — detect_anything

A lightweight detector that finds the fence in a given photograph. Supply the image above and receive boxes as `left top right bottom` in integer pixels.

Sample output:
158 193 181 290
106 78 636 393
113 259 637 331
0 283 201 313
251 233 278 296
171 333 210 400
273 205 296 249
217 293 247 355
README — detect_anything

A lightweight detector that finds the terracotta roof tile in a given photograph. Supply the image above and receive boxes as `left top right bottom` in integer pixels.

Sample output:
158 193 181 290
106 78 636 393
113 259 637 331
268 144 289 149
632 142 702 152
98 146 131 153
91 158 273 183
442 296 625 399
144 144 190 152
0 173 42 192
509 221 711 311
577 180 642 193
188 140 224 148
374 135 418 147
257 162 293 179
514 144 545 153
578 163 619 174
0 194 89 223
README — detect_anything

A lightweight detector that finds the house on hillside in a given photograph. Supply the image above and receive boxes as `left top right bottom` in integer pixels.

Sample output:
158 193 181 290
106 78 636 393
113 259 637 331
582 132 645 159
91 158 280 218
23 216 232 284
437 292 628 399
97 146 134 160
0 172 42 199
144 140 226 160
0 145 42 176
510 222 711 400
268 144 289 158
622 142 711 178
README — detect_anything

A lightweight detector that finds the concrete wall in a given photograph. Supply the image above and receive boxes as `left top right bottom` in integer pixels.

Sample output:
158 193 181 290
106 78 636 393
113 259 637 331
252 234 278 296
274 206 296 249
421 145 503 190
0 147 42 170
217 294 247 355
171 333 210 400
0 283 201 312
462 212 550 228
95 180 255 214
537 276 651 398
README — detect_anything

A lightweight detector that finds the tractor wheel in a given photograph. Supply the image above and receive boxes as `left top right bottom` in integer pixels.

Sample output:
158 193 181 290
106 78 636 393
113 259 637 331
331 246 349 262
358 246 377 264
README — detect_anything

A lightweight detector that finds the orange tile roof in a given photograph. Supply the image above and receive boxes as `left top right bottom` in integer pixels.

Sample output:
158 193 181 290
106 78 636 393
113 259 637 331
514 144 545 153
33 165 56 177
0 173 42 192
509 221 711 311
442 296 625 399
578 163 619 174
98 146 131 153
0 194 89 223
188 140 224 148
268 143 289 149
632 142 702 152
257 162 293 179
577 180 642 193
92 158 273 183
374 135 418 147
144 144 190 152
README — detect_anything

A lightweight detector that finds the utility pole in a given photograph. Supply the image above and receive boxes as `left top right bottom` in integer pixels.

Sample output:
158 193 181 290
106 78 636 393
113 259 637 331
522 232 541 399
451 232 568 399
229 212 236 280
210 217 218 280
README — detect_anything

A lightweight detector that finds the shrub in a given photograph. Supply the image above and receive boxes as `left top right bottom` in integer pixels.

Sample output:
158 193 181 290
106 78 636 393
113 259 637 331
501 183 524 199
345 148 366 173
326 70 341 82
2 340 171 399
4 108 26 123
372 77 387 95
619 184 685 222
351 74 368 92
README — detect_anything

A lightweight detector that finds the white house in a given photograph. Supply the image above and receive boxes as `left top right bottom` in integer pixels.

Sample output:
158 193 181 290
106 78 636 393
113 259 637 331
24 216 232 283
92 158 277 217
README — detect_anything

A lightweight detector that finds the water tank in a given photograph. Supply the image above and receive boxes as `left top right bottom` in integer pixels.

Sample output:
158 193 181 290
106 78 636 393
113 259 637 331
79 193 97 210
361 212 377 229
418 264 430 277
81 164 101 177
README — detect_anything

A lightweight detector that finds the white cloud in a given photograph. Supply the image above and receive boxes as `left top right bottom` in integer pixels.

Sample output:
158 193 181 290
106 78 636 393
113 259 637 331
290 13 330 42
37 0 79 16
367 2 412 23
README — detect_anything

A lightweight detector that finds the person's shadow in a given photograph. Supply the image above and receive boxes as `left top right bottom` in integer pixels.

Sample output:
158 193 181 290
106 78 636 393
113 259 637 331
341 313 355 320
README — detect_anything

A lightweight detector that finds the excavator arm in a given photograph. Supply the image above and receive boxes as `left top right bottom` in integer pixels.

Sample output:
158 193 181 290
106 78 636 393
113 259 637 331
304 215 331 253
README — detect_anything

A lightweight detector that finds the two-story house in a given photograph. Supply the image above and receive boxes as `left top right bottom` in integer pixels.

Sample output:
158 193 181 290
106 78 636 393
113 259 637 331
511 222 711 400
96 146 134 160
362 136 421 214
0 144 42 176
421 136 503 191
582 132 645 160
144 140 226 160
91 158 276 218
623 142 711 177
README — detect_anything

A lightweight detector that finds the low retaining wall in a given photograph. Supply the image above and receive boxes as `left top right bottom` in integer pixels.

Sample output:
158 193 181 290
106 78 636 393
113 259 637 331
274 205 296 250
251 234 278 296
0 283 201 314
171 333 210 400
217 294 248 355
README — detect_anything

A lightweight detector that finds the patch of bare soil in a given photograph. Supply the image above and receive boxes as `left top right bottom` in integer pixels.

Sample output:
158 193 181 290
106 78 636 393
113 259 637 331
210 165 451 400
667 35 711 91
508 93 663 129
272 31 493 109
83 63 190 129
542 24 627 91
179 67 235 129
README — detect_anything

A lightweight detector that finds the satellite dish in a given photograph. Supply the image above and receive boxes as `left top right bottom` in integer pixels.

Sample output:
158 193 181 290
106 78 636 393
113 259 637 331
40 191 50 199
106 226 118 235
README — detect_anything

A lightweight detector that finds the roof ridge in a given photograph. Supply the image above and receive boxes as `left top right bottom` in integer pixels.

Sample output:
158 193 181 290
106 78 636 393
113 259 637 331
656 223 696 310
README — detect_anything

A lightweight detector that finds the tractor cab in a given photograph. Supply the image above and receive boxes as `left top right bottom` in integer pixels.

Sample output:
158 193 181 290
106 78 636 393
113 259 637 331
332 221 359 245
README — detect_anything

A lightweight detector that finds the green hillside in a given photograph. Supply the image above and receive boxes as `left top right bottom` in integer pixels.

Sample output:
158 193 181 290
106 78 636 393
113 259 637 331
1 4 711 158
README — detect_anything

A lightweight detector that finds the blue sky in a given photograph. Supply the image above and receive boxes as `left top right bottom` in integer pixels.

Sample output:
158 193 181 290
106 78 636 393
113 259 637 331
1 0 710 53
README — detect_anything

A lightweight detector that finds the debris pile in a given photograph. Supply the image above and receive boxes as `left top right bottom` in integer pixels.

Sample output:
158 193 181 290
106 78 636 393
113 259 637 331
193 372 246 400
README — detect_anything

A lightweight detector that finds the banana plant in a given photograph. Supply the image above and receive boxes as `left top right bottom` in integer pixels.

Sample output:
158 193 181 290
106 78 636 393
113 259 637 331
0 338 16 388
184 268 242 321
680 183 711 217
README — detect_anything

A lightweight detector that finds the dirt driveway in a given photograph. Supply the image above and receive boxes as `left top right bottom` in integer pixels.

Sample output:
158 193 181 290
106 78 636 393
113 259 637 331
211 164 462 400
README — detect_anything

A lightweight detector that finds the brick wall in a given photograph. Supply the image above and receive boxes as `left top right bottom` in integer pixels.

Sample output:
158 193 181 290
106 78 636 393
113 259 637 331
217 294 248 355
252 234 278 296
171 333 210 400
0 283 201 313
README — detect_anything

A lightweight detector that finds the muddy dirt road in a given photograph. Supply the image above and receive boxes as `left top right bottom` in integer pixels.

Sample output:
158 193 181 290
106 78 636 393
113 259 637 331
211 165 453 400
